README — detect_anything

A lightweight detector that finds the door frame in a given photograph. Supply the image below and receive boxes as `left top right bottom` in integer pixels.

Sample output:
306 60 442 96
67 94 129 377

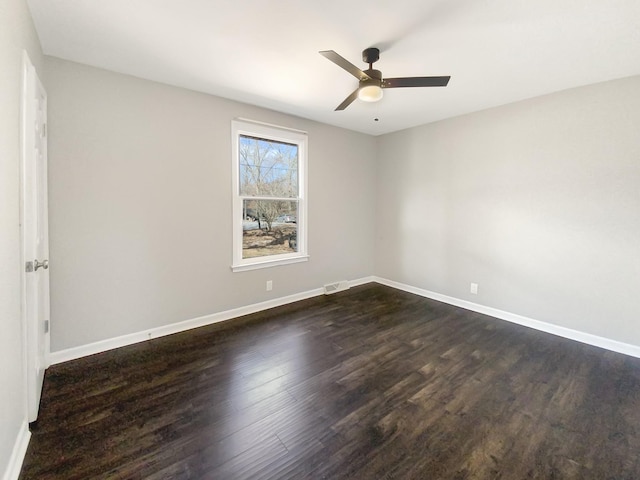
20 50 50 422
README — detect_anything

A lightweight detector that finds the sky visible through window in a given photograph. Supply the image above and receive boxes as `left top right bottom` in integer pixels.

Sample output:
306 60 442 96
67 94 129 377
239 135 298 198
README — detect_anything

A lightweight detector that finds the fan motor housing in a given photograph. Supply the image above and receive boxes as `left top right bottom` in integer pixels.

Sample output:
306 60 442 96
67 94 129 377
362 69 382 82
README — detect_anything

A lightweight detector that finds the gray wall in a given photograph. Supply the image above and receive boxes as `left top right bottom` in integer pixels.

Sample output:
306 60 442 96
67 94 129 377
44 57 376 352
375 76 640 345
0 0 44 475
44 57 640 353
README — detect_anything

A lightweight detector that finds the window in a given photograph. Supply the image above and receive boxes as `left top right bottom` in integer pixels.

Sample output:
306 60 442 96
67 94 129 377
231 119 308 272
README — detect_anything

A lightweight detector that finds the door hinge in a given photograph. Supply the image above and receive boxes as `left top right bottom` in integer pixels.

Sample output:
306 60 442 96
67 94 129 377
44 320 49 334
42 123 46 137
25 261 34 272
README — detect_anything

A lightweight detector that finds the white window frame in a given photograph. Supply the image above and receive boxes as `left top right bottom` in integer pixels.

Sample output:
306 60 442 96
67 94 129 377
231 119 308 272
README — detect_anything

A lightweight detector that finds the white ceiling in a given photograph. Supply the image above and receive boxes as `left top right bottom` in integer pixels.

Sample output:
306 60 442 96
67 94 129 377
27 0 640 135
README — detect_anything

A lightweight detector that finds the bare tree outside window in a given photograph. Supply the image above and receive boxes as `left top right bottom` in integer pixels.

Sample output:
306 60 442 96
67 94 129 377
231 120 307 271
239 135 299 258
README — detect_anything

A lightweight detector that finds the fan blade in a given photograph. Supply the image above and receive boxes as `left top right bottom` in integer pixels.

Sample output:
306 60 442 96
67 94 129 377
383 76 450 88
335 88 359 111
320 50 371 81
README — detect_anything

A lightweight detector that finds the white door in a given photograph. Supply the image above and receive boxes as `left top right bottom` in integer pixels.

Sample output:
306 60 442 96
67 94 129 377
21 51 50 422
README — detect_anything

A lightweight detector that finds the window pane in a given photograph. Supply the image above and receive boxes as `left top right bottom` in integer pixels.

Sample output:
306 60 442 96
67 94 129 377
239 135 298 198
242 199 298 259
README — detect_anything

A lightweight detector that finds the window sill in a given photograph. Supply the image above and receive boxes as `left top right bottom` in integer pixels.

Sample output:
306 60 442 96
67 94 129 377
231 255 309 272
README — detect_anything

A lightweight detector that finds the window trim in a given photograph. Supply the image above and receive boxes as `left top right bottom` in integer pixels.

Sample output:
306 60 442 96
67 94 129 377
231 119 308 272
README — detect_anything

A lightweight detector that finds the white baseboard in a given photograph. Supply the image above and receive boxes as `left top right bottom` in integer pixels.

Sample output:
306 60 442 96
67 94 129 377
3 421 30 480
374 276 640 359
49 276 374 365
50 274 640 365
349 276 375 288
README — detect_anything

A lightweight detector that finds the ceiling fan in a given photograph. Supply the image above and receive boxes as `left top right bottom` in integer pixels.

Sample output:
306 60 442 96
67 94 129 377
319 47 451 111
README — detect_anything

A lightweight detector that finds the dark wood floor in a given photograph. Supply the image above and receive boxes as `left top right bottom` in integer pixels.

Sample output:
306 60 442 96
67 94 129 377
20 284 640 479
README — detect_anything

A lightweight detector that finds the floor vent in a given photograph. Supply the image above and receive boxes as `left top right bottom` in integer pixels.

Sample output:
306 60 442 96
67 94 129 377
324 281 350 295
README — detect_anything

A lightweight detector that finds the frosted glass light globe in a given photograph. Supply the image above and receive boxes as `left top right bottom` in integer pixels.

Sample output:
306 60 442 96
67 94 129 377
358 85 383 102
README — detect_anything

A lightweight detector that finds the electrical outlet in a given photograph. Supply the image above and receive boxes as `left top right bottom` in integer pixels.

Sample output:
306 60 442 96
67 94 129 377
470 283 478 295
266 280 273 291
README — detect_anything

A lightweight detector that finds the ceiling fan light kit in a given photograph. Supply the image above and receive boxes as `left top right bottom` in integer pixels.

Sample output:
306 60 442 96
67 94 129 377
358 85 383 102
320 47 451 111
